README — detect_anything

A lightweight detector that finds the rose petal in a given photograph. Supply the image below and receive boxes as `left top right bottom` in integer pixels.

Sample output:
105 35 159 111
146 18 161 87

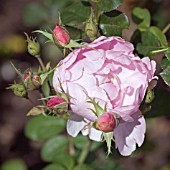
67 82 97 121
67 113 86 137
113 111 146 156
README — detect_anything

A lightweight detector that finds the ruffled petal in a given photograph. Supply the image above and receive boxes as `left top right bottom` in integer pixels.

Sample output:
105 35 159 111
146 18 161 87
113 111 146 156
67 82 97 121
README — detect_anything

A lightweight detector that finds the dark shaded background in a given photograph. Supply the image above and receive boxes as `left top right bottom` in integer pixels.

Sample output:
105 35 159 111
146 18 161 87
0 0 170 170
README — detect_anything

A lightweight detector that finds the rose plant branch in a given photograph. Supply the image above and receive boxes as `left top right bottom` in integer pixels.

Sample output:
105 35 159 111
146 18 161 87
78 138 92 164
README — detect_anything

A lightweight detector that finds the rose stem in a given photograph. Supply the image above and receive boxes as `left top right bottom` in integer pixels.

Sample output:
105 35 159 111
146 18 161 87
37 56 53 98
162 22 170 34
78 138 91 164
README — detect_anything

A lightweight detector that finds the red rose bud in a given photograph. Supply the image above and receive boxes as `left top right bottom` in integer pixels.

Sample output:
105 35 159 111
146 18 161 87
53 24 70 45
24 73 30 80
47 96 68 114
97 112 116 133
32 75 41 88
24 72 41 90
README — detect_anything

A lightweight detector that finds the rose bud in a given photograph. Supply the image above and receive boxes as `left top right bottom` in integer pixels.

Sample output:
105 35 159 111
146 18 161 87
53 23 70 46
24 32 40 58
24 72 41 90
97 112 116 133
85 9 98 41
47 96 68 114
7 84 27 98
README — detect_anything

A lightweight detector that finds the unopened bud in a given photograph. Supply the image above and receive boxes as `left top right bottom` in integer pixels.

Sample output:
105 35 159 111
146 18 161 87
25 33 40 58
97 112 117 133
145 87 154 104
24 72 41 90
47 96 68 114
53 24 70 46
7 84 27 98
85 9 98 41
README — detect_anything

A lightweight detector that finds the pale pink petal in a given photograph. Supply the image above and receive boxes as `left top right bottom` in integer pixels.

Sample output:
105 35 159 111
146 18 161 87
67 82 97 121
83 49 105 61
100 83 119 101
75 72 96 90
89 128 102 142
67 113 86 137
113 105 139 121
113 111 146 156
63 49 79 68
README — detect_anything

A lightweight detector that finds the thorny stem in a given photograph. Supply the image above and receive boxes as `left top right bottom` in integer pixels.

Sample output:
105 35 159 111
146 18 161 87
37 57 46 72
37 56 54 98
78 138 92 164
162 22 170 34
40 89 46 105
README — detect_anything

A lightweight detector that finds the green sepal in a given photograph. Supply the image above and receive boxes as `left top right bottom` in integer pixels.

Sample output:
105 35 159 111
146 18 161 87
7 83 27 98
87 97 106 116
33 30 53 41
11 62 24 84
145 86 155 104
102 132 113 156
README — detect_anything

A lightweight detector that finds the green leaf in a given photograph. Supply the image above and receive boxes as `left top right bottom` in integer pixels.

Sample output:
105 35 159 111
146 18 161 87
160 58 170 70
40 72 48 85
23 3 46 27
61 2 91 26
132 7 151 31
53 154 74 170
42 82 50 97
99 10 129 36
73 164 93 170
160 65 170 86
145 88 170 118
98 0 123 13
42 164 66 170
25 115 65 141
136 31 161 58
1 159 27 170
66 27 82 40
165 48 170 61
149 27 168 48
27 106 45 116
34 30 53 41
73 135 102 152
41 135 68 162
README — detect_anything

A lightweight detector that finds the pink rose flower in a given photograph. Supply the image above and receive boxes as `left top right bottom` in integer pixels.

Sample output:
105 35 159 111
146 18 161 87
53 23 70 45
53 36 156 156
97 112 116 133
